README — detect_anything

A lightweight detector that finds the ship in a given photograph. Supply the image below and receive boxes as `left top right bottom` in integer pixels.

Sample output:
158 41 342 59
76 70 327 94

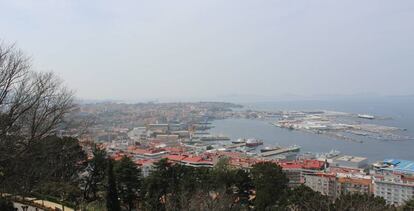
287 144 301 152
232 138 246 144
260 146 281 153
358 114 375 120
245 138 264 147
316 149 341 159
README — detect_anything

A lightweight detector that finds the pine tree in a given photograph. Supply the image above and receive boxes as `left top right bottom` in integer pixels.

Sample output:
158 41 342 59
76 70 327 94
114 156 142 211
251 162 289 210
106 159 121 211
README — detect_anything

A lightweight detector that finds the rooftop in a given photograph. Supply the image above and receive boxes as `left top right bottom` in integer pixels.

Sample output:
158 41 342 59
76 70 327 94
165 154 187 162
335 155 367 163
383 159 414 174
278 159 325 170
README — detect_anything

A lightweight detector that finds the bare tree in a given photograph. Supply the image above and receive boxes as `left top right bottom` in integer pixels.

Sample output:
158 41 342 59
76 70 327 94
0 42 75 143
0 41 76 194
0 42 30 107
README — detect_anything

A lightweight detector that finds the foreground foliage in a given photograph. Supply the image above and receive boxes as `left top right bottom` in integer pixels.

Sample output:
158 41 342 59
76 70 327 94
0 197 14 211
106 159 121 211
404 198 414 211
114 156 142 211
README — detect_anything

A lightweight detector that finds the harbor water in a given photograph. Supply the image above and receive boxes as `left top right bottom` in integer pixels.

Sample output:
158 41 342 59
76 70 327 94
210 96 414 162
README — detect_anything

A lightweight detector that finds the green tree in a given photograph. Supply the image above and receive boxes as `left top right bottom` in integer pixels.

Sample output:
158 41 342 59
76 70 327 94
233 168 253 206
0 197 14 211
403 197 414 211
251 162 289 210
81 199 107 211
170 165 213 210
143 159 212 210
177 189 243 211
288 185 331 211
42 136 85 205
165 163 188 210
114 156 142 211
4 136 86 200
35 181 81 208
106 159 121 211
210 158 253 207
333 193 393 211
83 145 108 201
211 157 236 190
143 158 171 211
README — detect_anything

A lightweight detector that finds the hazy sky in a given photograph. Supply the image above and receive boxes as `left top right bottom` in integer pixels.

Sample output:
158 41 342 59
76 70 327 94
1 0 414 101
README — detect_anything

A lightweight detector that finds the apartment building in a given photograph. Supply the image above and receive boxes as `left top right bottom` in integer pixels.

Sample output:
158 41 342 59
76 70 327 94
374 174 414 206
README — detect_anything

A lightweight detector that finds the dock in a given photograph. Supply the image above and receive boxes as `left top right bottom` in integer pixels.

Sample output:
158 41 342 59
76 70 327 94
260 146 300 157
200 136 230 141
225 143 246 149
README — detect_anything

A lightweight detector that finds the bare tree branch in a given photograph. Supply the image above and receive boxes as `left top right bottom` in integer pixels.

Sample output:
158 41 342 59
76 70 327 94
0 41 77 192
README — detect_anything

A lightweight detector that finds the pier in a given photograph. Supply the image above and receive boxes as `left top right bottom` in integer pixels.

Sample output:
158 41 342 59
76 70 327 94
225 143 246 149
261 147 299 157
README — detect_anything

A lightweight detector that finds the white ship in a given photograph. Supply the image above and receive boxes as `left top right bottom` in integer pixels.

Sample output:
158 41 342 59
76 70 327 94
232 138 246 144
358 114 375 120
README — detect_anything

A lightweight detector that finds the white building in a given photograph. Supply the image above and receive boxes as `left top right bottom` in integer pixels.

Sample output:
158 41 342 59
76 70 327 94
374 174 414 206
304 173 337 197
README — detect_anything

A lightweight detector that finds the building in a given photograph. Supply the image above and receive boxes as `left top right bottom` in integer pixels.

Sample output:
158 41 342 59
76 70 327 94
303 166 373 199
336 173 373 195
147 123 169 133
333 155 368 169
304 173 337 197
164 154 214 168
155 134 179 142
279 159 326 187
374 174 414 206
169 123 185 131
181 156 214 167
136 159 156 177
128 127 148 140
171 130 190 138
373 159 414 175
129 147 169 159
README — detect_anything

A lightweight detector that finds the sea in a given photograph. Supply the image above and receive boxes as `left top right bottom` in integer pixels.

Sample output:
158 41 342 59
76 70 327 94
209 96 414 162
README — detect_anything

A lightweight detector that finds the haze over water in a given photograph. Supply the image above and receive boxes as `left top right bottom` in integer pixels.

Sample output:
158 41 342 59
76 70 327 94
210 96 414 162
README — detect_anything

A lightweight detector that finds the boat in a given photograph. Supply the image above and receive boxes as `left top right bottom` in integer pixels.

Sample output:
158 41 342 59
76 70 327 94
199 135 230 142
232 138 246 144
327 149 341 157
260 146 281 153
286 144 301 152
358 114 375 120
245 138 264 147
316 149 341 159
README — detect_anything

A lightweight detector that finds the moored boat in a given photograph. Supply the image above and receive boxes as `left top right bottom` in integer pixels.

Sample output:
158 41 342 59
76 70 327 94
232 138 246 144
260 146 281 153
245 138 264 147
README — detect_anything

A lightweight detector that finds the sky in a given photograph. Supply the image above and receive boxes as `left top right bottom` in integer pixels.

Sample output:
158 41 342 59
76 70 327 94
1 0 414 102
